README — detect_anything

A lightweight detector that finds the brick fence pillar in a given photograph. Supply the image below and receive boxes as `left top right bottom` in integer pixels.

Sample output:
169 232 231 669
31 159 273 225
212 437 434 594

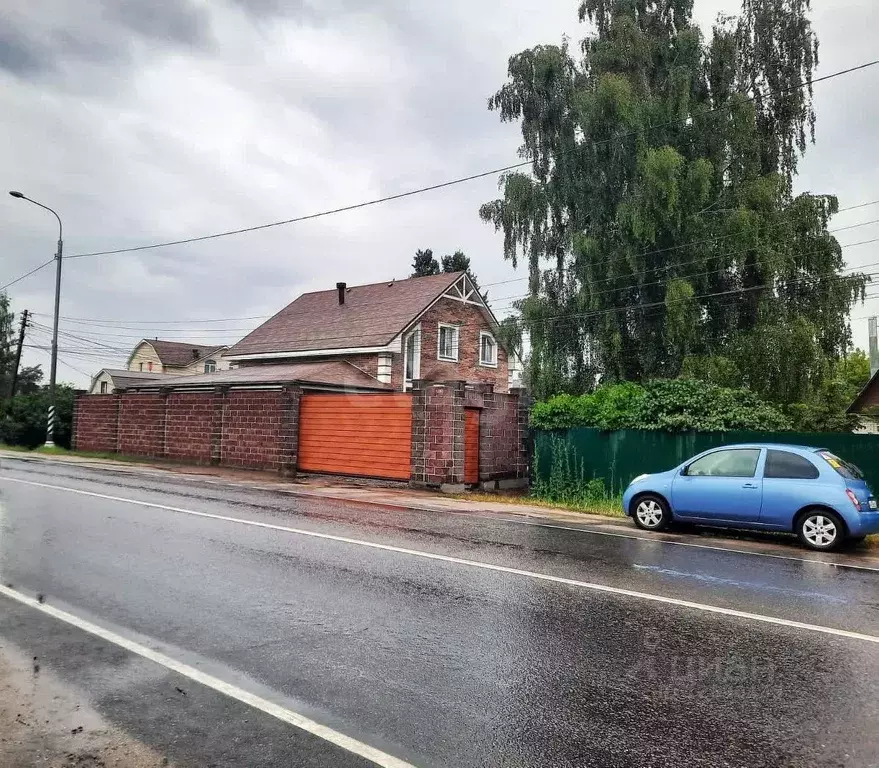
210 386 227 466
410 382 428 485
160 388 171 457
71 395 80 451
513 386 532 480
409 380 465 489
278 385 302 477
449 380 466 487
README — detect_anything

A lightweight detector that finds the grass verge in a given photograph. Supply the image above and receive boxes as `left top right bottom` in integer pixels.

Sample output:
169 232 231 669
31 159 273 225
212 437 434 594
459 490 625 519
0 444 151 464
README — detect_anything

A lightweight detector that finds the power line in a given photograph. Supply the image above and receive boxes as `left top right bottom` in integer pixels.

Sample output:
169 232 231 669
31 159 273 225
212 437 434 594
0 258 55 292
480 205 879 291
488 235 879 312
3 59 878 294
56 58 879 261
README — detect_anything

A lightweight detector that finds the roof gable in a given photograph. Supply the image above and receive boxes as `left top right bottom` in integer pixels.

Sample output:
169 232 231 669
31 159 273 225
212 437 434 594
130 339 226 368
227 272 466 358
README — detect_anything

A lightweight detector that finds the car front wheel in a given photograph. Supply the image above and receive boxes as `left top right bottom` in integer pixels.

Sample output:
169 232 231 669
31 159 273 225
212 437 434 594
632 494 671 532
797 510 845 551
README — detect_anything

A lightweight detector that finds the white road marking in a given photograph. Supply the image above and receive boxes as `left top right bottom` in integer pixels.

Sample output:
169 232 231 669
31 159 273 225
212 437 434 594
3 475 879 646
6 456 877 573
479 517 879 573
0 583 415 768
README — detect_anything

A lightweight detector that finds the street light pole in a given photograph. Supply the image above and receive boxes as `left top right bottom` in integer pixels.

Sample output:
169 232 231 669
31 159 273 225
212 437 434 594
9 191 64 447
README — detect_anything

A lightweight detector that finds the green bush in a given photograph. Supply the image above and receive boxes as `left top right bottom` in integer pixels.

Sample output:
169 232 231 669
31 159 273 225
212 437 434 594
0 385 75 449
531 379 791 432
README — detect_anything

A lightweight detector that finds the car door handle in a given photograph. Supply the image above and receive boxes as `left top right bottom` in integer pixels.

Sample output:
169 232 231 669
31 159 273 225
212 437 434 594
742 483 759 489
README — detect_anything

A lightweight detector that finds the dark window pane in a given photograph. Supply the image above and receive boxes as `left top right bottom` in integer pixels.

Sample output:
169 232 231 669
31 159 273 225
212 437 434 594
765 450 819 479
686 449 760 478
818 451 864 480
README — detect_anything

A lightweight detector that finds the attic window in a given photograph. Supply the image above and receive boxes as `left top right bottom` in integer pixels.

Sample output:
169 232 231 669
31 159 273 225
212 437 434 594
204 359 217 374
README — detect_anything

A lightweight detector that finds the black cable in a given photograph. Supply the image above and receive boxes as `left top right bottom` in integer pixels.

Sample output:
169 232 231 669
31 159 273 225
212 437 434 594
63 59 879 261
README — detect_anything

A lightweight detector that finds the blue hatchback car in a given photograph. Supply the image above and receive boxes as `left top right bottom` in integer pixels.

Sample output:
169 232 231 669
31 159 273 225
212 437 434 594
622 444 879 551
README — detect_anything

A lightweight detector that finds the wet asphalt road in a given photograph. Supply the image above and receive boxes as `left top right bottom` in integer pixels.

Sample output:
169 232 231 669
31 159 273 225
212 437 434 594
0 457 877 767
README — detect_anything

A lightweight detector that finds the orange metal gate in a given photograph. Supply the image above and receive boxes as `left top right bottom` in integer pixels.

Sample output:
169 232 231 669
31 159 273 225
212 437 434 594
464 408 480 485
298 393 413 481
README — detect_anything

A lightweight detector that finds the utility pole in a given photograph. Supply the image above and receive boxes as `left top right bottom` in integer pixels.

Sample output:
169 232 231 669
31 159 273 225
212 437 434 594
10 309 29 398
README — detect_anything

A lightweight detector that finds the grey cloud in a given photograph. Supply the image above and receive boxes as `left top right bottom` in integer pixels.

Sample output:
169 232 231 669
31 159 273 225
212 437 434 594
104 0 213 48
0 28 52 76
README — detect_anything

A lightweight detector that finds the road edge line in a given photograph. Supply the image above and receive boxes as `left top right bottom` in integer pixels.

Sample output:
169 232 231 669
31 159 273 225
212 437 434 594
0 584 415 768
3 475 879 645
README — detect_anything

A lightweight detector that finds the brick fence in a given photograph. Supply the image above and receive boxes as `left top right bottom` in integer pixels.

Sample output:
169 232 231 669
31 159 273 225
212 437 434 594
73 381 528 487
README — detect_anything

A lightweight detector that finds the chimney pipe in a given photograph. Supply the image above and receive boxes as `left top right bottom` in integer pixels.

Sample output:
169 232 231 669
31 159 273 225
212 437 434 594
337 282 346 305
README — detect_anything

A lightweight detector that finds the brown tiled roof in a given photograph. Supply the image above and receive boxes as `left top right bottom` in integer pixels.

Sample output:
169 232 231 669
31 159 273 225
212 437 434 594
227 272 464 357
120 361 390 391
99 369 180 390
142 340 226 367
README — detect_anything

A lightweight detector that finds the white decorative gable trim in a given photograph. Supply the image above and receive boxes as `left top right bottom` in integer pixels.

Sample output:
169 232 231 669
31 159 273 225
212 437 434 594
441 275 483 306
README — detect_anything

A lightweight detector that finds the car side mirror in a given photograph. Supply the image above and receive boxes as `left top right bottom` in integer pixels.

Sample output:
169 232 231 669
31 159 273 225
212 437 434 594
680 466 689 476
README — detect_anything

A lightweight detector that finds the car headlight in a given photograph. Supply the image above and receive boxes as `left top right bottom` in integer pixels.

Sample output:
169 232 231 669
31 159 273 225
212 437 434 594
631 474 650 484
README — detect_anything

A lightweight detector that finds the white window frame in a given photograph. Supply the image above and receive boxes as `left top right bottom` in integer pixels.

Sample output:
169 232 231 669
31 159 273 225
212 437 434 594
437 323 459 362
479 331 498 368
100 380 108 394
404 326 421 390
204 359 217 374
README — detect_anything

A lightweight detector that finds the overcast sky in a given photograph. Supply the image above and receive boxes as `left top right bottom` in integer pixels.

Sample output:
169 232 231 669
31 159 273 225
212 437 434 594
2 0 877 387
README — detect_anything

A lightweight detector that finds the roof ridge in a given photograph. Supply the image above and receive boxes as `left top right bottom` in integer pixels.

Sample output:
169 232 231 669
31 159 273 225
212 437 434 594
295 270 463 297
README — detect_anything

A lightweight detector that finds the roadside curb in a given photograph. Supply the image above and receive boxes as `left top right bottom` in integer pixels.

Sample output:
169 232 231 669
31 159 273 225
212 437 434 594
0 449 625 529
3 450 877 568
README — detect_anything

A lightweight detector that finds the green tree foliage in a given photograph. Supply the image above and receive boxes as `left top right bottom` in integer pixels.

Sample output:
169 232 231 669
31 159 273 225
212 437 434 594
530 379 791 432
411 248 483 293
0 293 43 397
411 248 440 277
480 0 867 401
0 384 75 449
0 293 15 396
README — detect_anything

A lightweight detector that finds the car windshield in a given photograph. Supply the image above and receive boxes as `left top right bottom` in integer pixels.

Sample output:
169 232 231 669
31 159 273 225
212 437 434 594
818 451 864 480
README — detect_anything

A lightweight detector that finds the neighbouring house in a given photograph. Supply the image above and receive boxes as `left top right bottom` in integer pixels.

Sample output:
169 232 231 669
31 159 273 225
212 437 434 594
127 339 231 375
224 271 522 391
72 271 528 488
847 370 879 434
88 368 180 395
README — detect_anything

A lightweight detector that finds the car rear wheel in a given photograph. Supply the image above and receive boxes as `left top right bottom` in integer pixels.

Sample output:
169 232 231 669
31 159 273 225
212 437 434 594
797 510 845 551
632 494 671 532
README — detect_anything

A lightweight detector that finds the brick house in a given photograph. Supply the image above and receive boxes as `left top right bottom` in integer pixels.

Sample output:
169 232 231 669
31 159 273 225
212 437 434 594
224 271 522 391
73 272 528 488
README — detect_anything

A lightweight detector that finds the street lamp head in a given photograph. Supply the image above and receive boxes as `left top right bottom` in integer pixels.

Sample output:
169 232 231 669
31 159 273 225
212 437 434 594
9 191 24 198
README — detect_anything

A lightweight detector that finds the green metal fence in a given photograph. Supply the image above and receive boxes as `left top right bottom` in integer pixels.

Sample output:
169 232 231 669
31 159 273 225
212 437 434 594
534 428 879 495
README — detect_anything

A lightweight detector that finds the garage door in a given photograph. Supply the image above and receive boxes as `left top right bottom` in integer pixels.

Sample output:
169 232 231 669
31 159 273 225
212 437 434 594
298 393 413 481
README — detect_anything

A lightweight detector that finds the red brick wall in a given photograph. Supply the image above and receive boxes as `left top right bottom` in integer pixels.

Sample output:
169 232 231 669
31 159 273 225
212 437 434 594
416 298 509 392
118 394 166 456
73 388 299 475
478 390 529 481
410 382 465 486
74 395 120 452
166 393 214 462
220 389 299 472
410 382 528 488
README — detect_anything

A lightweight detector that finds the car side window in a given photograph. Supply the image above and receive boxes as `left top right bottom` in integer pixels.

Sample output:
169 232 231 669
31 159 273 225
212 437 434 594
685 449 760 478
764 450 819 479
